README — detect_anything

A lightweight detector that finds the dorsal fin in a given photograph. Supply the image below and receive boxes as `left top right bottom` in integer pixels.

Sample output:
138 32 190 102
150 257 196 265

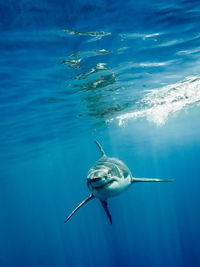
94 140 106 157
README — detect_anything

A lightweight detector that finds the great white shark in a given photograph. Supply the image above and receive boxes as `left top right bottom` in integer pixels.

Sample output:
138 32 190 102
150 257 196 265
65 141 173 224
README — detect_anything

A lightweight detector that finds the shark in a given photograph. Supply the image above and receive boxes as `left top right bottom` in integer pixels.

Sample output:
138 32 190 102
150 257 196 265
65 141 173 224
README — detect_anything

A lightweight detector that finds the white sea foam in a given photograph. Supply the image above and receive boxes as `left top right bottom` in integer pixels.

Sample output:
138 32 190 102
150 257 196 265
107 76 200 126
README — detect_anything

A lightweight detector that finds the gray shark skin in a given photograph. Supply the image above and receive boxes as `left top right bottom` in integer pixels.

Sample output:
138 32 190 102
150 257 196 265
65 141 174 224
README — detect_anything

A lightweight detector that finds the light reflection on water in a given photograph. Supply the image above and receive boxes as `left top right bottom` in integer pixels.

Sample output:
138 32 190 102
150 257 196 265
1 0 200 157
61 23 200 126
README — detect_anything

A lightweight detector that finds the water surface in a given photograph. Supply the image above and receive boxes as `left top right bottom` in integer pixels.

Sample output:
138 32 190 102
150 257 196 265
0 0 200 266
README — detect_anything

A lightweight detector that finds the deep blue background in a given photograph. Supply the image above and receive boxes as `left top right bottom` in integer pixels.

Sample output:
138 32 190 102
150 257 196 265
1 0 200 266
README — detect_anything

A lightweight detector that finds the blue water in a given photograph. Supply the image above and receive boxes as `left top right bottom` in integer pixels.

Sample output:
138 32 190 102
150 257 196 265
1 0 200 266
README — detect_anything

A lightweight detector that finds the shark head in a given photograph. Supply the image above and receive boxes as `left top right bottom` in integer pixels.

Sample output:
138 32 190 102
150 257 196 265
86 158 131 199
87 167 116 191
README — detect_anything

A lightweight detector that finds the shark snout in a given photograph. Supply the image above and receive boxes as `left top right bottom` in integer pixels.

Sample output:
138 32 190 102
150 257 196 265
87 176 108 189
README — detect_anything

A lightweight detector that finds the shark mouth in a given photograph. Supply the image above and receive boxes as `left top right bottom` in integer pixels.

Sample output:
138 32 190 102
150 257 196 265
88 178 114 189
92 180 114 189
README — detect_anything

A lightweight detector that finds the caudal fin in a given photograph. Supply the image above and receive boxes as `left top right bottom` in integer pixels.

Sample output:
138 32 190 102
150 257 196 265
132 177 174 183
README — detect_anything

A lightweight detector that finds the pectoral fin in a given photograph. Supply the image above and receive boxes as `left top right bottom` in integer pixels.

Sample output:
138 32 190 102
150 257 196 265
100 200 112 224
132 177 174 183
65 194 94 223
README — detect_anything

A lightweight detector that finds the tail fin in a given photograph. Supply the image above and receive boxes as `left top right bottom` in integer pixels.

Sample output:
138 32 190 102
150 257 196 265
132 177 174 183
65 194 94 223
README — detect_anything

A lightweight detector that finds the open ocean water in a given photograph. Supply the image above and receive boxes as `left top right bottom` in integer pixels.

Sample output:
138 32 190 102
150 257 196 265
1 0 200 266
